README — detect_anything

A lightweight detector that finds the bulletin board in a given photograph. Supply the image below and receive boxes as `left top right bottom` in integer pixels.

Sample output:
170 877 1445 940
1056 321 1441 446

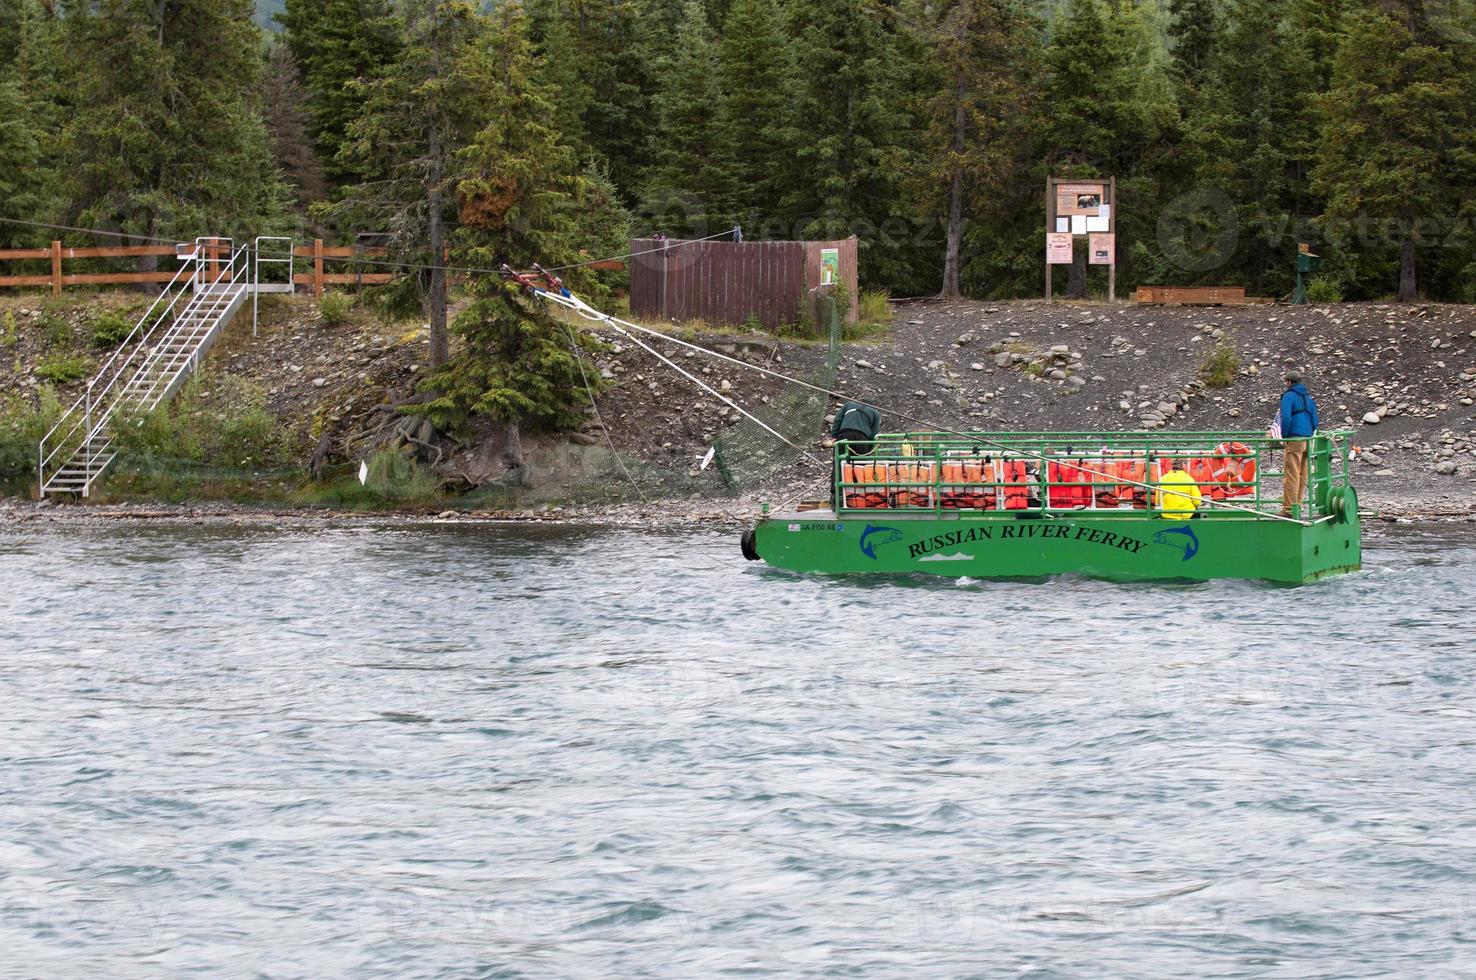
1045 176 1117 301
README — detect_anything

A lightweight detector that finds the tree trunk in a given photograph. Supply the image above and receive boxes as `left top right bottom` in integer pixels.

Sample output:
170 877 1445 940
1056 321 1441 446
940 75 967 298
426 0 450 367
1067 240 1087 299
1397 234 1417 302
941 165 963 298
428 183 448 366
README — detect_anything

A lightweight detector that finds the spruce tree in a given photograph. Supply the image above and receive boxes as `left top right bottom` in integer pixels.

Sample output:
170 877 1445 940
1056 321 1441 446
0 0 60 247
0 75 49 248
417 1 627 436
1041 0 1177 296
781 0 906 284
329 0 494 367
1313 0 1476 300
529 0 654 199
1166 0 1218 91
908 0 1041 296
642 0 734 235
276 0 402 187
1184 0 1309 293
1290 0 1349 92
260 42 327 213
718 0 788 232
60 0 290 257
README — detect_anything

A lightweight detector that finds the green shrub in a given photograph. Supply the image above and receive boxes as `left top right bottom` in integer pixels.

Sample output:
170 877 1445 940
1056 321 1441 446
90 309 135 350
363 276 422 324
845 288 894 341
319 291 354 327
295 449 444 509
831 285 852 327
35 354 93 384
857 288 892 327
779 300 815 339
130 302 170 335
2 311 16 346
41 312 72 349
1199 341 1240 388
114 375 294 468
781 288 850 340
0 388 61 489
1305 278 1343 304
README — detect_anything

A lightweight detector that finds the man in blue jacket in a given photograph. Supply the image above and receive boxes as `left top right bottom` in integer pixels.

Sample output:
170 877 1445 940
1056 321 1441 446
1279 370 1319 516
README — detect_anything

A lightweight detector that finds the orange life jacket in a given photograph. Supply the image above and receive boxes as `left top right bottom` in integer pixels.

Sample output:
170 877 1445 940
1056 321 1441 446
1119 459 1148 506
1003 459 1030 509
941 460 966 508
973 459 999 510
1186 456 1215 491
842 461 864 508
1224 442 1257 497
1047 460 1069 508
912 461 935 508
1087 457 1119 507
1205 444 1237 500
1049 459 1090 509
858 460 889 509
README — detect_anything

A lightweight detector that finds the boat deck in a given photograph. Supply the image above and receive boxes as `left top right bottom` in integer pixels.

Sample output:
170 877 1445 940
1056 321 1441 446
748 430 1361 583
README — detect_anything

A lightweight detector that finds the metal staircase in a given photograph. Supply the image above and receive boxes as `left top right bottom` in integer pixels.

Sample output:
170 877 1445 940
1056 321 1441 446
37 239 255 497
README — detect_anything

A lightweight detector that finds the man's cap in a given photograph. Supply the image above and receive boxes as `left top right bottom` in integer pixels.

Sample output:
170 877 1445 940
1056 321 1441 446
1284 369 1302 383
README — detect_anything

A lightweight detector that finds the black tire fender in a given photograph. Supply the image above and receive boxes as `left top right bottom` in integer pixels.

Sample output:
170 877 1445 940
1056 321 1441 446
740 528 760 561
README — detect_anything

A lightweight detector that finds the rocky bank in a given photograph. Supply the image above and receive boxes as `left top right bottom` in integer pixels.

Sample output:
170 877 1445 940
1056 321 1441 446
4 292 1475 518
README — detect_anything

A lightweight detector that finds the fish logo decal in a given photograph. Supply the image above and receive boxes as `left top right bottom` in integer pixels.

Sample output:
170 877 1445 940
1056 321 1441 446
1153 525 1200 562
859 523 903 560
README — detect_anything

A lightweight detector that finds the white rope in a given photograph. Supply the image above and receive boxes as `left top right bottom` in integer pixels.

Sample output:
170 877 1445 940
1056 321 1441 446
538 290 825 466
533 287 1314 526
559 320 650 505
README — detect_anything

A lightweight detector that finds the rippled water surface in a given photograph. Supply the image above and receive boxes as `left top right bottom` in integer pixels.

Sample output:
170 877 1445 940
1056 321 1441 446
3 520 1475 977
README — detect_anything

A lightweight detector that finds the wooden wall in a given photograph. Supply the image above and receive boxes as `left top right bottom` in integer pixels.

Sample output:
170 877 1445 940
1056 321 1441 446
629 236 859 328
802 237 860 324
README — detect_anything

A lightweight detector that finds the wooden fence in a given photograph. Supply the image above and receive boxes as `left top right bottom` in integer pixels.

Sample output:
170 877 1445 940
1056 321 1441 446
629 237 859 329
0 239 401 297
1134 285 1275 306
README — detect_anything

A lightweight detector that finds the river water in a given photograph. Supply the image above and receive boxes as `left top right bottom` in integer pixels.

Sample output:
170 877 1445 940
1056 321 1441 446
1 520 1474 977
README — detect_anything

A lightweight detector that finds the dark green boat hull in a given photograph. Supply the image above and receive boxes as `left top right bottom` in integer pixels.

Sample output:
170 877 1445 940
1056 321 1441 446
750 509 1361 584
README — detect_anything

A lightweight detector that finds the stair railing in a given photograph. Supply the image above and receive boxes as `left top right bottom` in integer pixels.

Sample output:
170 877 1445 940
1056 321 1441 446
37 250 201 495
36 241 253 495
100 241 249 417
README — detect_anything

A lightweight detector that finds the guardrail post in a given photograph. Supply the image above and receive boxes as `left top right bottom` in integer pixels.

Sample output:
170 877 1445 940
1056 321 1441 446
313 239 324 298
50 240 62 296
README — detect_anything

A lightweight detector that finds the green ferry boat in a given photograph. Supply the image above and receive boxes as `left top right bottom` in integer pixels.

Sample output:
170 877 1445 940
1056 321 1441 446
741 431 1361 584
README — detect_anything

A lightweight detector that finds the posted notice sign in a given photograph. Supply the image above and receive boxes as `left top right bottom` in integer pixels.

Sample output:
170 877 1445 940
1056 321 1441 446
1055 182 1107 218
1089 233 1114 265
820 247 840 285
1047 233 1074 265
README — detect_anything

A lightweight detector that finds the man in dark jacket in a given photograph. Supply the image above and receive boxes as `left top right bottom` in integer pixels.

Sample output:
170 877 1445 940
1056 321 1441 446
1279 370 1319 516
825 400 881 456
